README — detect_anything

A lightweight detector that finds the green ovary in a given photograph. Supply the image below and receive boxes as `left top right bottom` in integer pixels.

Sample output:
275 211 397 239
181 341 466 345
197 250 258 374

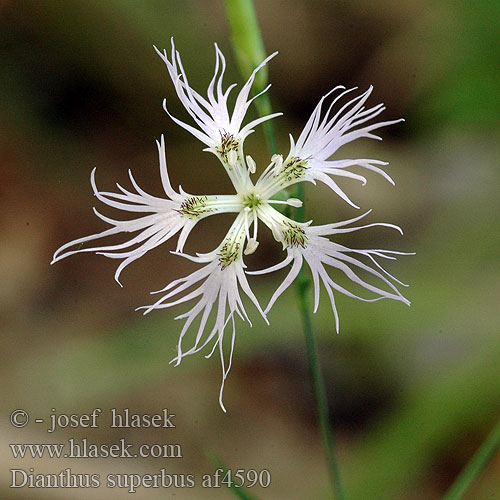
242 193 262 209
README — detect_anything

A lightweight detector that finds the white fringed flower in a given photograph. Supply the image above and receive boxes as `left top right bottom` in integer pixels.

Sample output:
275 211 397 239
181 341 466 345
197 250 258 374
52 40 410 411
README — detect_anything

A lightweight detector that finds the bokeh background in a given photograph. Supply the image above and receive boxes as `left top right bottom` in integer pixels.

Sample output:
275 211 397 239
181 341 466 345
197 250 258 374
2 0 499 499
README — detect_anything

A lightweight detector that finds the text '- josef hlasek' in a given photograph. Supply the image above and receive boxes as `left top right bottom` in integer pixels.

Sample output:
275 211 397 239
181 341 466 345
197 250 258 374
10 408 175 432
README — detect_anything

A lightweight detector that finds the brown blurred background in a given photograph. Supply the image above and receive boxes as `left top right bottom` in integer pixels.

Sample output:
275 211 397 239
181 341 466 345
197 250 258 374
1 0 500 498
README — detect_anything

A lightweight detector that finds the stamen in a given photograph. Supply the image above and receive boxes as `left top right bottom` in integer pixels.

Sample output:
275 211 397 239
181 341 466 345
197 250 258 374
246 155 256 174
227 149 238 168
215 132 240 170
261 159 276 177
268 198 303 208
270 226 283 242
244 237 259 255
285 198 303 208
243 210 251 241
271 154 283 175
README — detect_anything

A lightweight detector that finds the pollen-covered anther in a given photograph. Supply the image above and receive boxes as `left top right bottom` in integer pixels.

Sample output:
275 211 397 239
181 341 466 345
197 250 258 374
286 198 303 208
246 155 256 174
227 149 238 168
271 154 283 175
244 237 259 255
268 197 303 209
216 132 240 167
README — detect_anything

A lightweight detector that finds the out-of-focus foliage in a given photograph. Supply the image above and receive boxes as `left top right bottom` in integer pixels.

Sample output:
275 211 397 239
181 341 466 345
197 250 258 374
1 1 499 499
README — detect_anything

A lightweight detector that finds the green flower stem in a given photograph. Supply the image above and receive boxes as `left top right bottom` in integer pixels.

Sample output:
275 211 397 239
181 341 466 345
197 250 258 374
255 94 277 155
442 416 500 500
294 183 347 500
222 0 267 89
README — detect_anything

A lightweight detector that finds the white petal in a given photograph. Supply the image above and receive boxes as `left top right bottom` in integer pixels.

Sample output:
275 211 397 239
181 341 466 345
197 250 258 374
285 86 402 205
263 222 411 329
52 143 219 280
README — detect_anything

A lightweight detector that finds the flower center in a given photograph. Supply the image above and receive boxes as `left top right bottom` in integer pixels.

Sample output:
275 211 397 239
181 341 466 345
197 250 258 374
242 192 262 210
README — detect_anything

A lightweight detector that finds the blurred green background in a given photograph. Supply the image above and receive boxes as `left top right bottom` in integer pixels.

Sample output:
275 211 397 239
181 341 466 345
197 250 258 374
1 0 499 499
